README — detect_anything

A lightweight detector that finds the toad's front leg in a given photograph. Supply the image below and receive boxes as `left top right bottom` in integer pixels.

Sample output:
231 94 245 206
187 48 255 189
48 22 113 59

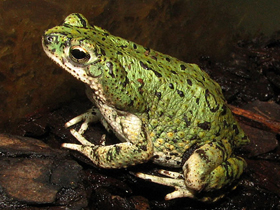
63 113 154 168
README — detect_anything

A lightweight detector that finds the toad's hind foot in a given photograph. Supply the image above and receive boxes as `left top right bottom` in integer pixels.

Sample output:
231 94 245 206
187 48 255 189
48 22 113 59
136 170 195 200
136 170 226 202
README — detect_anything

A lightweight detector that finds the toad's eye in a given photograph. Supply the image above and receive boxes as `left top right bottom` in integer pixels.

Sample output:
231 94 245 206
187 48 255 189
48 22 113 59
70 46 90 63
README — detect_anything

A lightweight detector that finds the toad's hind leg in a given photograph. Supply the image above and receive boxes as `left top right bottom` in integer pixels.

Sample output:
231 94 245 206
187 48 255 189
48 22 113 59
137 140 247 201
183 140 246 193
201 156 246 192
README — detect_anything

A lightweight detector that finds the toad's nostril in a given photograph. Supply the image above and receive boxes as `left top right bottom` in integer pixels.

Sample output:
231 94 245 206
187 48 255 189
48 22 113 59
43 35 56 45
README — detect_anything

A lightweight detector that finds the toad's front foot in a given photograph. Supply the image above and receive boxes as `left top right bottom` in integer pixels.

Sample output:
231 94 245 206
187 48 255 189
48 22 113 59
65 107 101 134
62 128 100 161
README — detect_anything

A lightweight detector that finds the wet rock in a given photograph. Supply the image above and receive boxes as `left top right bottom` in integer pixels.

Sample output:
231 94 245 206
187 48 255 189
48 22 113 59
238 100 280 157
241 123 278 157
0 134 86 209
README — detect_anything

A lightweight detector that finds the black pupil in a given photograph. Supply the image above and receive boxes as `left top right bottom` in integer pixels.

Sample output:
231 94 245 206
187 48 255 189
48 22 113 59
71 49 87 59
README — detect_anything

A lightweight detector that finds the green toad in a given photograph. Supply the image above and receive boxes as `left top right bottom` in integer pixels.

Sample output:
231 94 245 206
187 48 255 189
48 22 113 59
42 13 249 201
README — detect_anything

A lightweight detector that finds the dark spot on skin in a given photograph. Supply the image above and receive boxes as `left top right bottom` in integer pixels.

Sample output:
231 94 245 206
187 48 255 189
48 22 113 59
76 14 87 28
171 70 177 74
232 124 239 135
166 57 171 62
106 149 113 162
140 145 147 151
122 76 129 87
155 91 161 99
152 70 162 77
187 79 192 86
137 78 144 85
104 33 109 36
222 160 231 179
166 156 171 160
120 45 128 49
151 56 157 61
100 48 106 56
181 144 200 166
128 100 134 106
102 37 105 41
169 83 174 89
221 105 227 115
170 152 178 156
144 47 150 52
183 115 191 127
180 64 186 70
215 131 220 137
196 149 211 164
133 44 137 49
198 121 211 130
215 142 227 156
205 89 219 112
117 51 123 55
153 155 159 159
115 145 121 155
61 31 70 37
158 110 164 117
196 98 200 105
106 62 115 78
190 135 198 140
91 146 100 164
139 61 162 77
177 90 184 97
140 61 149 70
